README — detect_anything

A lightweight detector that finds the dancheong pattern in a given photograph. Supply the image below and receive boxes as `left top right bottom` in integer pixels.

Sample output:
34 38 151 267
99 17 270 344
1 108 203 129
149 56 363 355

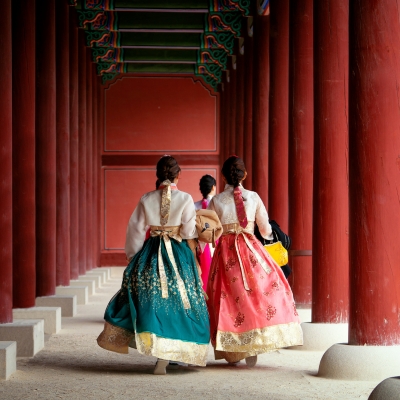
69 0 262 89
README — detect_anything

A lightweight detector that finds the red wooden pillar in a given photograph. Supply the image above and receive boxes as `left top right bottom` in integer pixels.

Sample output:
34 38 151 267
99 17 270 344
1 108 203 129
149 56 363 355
86 48 93 271
219 85 226 176
0 0 12 323
243 33 254 190
229 64 237 156
348 0 400 345
312 0 349 323
12 0 36 308
268 0 289 231
92 68 98 268
56 0 70 286
69 9 79 280
36 0 57 296
288 0 313 306
97 82 104 267
252 15 270 207
78 29 87 275
223 79 232 164
235 52 245 158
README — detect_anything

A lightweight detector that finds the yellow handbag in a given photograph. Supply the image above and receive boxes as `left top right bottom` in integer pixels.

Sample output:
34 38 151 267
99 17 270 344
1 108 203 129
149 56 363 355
264 233 289 267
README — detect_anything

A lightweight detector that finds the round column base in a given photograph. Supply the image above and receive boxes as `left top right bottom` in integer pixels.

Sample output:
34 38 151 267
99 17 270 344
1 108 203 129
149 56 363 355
318 344 400 381
294 322 348 351
368 377 400 399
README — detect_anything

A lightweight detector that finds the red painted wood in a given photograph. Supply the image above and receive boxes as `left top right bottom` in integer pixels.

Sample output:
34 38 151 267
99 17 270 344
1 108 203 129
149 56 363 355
103 167 218 250
92 72 98 268
102 154 220 167
269 0 289 231
78 29 87 276
97 83 105 268
36 0 57 296
312 0 349 323
92 71 98 268
243 35 254 191
229 66 237 156
235 53 245 158
12 0 36 308
105 77 217 152
101 252 126 267
86 49 93 271
223 81 232 166
69 9 79 280
0 0 13 322
252 15 270 207
348 0 400 345
56 0 70 286
219 89 226 192
288 0 314 306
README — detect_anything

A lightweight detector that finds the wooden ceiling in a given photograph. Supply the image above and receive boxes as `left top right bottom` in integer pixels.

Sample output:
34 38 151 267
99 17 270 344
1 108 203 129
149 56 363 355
70 0 270 90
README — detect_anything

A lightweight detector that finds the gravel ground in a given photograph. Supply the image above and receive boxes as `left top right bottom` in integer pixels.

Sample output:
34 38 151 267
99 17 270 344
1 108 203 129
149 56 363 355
0 268 378 400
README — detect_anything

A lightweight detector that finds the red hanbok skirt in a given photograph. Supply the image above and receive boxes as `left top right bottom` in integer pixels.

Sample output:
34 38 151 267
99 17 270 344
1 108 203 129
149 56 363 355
206 232 303 363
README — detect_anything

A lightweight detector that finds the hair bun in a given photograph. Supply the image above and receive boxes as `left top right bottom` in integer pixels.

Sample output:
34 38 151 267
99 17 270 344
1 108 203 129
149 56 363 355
156 155 181 182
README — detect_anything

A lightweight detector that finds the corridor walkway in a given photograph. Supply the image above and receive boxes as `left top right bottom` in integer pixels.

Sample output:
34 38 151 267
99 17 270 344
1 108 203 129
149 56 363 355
0 268 378 400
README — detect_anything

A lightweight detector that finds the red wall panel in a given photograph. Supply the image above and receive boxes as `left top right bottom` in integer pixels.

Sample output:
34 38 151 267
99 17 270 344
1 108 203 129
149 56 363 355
101 76 219 265
105 77 217 152
104 167 218 250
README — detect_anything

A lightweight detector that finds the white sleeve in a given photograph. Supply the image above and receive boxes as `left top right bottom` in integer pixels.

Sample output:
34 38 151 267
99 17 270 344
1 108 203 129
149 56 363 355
124 199 147 260
255 193 273 240
207 197 216 212
179 197 198 239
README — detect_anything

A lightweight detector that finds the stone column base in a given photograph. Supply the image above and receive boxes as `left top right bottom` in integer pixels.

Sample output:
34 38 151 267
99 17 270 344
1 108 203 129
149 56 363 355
84 270 107 285
96 267 112 280
70 279 95 296
78 274 101 289
56 286 88 305
318 343 400 381
296 308 312 323
294 322 348 351
13 307 61 334
0 320 44 357
35 295 77 317
368 376 400 399
0 341 16 380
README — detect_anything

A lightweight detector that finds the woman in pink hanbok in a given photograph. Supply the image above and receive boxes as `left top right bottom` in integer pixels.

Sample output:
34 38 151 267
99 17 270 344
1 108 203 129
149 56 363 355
207 156 303 367
194 174 217 291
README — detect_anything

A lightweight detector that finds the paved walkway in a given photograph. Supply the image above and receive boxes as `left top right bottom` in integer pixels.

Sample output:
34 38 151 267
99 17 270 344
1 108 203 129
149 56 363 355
0 268 378 400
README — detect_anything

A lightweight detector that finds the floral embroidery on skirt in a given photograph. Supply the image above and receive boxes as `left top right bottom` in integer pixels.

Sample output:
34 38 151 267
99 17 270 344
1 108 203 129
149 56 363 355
206 233 303 362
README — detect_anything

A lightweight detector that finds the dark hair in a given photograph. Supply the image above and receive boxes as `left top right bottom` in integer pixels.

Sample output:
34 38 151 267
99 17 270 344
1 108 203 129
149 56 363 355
199 174 216 199
221 156 246 188
156 155 181 182
155 179 161 189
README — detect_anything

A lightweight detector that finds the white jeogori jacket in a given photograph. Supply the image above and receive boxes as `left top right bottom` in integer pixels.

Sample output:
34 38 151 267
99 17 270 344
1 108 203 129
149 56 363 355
125 185 197 260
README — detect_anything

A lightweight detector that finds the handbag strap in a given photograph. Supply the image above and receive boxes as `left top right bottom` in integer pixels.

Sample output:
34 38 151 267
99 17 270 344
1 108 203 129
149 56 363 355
263 230 279 245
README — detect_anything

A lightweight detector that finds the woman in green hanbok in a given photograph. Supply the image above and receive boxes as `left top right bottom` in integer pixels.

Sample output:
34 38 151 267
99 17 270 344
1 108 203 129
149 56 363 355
97 156 210 374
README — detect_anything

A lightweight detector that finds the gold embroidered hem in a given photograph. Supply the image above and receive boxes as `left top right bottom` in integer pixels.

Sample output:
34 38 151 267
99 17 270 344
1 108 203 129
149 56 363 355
215 322 303 354
136 332 209 366
97 322 135 354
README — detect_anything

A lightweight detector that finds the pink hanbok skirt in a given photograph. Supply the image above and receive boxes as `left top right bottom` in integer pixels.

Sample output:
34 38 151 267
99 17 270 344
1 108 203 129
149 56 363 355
206 232 303 362
199 243 212 291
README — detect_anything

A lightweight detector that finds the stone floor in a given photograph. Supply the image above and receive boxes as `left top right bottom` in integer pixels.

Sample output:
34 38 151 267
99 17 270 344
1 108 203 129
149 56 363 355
0 268 380 400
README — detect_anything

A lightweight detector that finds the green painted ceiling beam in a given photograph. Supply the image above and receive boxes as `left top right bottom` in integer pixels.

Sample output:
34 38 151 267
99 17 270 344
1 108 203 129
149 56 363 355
125 63 195 73
72 0 252 90
123 49 198 61
112 0 209 8
118 12 205 29
119 32 201 47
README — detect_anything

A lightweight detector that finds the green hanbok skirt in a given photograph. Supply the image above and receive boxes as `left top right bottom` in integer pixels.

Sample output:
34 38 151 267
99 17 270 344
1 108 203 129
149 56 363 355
97 235 210 366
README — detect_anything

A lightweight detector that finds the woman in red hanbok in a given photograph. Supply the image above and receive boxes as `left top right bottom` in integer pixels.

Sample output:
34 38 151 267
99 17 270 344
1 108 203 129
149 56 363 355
194 174 217 291
207 156 303 367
